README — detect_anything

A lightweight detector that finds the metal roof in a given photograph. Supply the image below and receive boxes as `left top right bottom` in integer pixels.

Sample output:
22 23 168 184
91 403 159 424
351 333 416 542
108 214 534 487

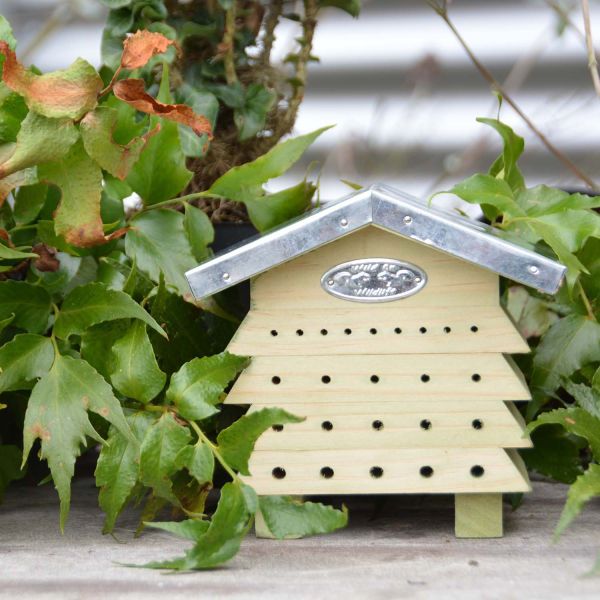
185 184 566 299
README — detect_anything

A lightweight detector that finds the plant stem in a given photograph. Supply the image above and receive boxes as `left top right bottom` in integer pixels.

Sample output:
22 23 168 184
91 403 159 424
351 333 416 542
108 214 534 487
137 191 221 213
223 4 238 85
581 0 600 98
430 2 598 190
260 0 283 66
577 280 596 321
189 420 239 482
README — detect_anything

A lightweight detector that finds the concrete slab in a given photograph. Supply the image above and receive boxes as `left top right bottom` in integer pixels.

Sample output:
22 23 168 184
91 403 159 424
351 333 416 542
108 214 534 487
1 478 599 599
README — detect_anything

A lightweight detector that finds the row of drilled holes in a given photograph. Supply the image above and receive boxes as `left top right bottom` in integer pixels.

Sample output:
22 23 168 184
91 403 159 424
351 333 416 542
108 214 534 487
271 374 483 385
271 465 486 480
270 325 480 337
272 419 484 432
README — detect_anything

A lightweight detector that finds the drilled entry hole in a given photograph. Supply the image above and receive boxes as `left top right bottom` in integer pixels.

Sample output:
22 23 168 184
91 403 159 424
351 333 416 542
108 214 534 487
321 420 333 431
420 466 434 478
320 466 334 479
370 466 384 478
420 374 430 383
370 328 378 335
320 328 328 336
471 373 482 382
470 325 479 333
272 424 284 432
419 326 427 334
344 328 352 335
372 420 384 431
296 329 304 336
271 376 281 385
420 419 432 430
443 326 451 333
472 419 484 430
394 327 402 334
321 375 331 384
270 329 278 337
272 467 286 479
370 375 380 383
471 465 485 478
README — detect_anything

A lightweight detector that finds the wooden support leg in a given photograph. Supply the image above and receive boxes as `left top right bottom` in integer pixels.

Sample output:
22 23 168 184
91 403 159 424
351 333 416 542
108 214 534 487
455 493 503 538
255 496 305 539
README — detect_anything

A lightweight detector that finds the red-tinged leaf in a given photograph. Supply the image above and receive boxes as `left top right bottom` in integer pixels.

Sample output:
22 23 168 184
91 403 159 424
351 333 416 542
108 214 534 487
121 30 175 70
113 79 212 138
80 106 159 180
38 140 105 248
0 42 102 120
0 167 37 206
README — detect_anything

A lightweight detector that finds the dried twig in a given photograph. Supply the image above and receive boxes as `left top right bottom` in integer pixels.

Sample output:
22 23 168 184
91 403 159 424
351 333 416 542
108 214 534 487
429 0 598 189
581 0 600 97
223 4 238 85
260 0 283 66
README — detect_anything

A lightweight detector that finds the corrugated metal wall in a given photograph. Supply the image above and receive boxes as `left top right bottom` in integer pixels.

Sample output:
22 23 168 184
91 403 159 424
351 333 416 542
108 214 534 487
2 0 599 202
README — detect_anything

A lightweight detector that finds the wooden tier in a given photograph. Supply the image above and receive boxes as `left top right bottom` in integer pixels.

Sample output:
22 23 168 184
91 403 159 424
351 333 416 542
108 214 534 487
224 354 531 405
228 305 529 356
250 401 531 450
243 448 531 495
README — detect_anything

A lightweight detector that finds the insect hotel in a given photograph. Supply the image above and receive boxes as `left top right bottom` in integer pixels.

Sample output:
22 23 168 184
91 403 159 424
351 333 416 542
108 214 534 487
185 184 565 538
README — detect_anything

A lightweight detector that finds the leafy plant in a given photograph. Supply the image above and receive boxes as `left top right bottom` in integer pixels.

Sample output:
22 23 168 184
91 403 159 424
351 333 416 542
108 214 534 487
0 17 346 570
438 116 600 571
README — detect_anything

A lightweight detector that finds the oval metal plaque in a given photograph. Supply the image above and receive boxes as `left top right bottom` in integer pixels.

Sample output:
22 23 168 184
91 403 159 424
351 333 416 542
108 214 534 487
321 258 427 303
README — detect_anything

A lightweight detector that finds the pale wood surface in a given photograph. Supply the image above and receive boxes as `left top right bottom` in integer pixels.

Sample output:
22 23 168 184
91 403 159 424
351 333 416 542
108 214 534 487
225 354 532 405
228 305 529 356
455 493 503 538
243 448 531 495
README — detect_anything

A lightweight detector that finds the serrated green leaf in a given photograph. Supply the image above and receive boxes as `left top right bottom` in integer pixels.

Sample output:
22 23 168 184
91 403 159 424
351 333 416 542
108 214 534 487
0 445 24 502
555 464 600 538
527 407 600 461
174 442 214 484
110 321 166 403
0 166 37 204
147 519 210 541
80 320 130 379
54 282 165 339
217 408 304 475
563 381 600 419
258 496 348 539
166 352 248 421
0 333 54 393
96 410 154 533
207 126 331 204
138 481 256 570
0 89 27 143
245 181 316 232
183 203 214 262
13 183 47 225
125 209 198 297
0 243 36 260
22 354 133 530
505 286 558 339
531 315 600 393
517 185 600 216
139 411 191 503
0 280 51 333
317 0 361 17
0 313 14 334
0 111 78 178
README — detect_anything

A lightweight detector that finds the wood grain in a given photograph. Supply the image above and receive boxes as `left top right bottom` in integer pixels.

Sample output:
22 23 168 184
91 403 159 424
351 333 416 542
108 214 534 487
455 494 503 538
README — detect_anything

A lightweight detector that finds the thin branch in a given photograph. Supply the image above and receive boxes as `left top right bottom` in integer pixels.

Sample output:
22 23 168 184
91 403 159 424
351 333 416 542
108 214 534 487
581 0 600 97
430 2 598 190
260 0 283 66
223 4 238 85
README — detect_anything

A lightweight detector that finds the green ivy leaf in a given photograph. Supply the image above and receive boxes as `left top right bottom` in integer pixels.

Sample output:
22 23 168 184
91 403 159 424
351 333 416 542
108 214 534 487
0 280 51 333
245 181 316 232
147 519 210 541
54 282 165 340
183 203 214 262
126 64 192 205
505 286 558 339
0 89 27 144
207 126 331 204
234 84 276 141
0 313 14 335
0 333 54 393
139 411 191 504
22 354 134 530
555 464 600 539
258 496 348 539
139 481 256 570
0 445 24 501
95 410 154 533
217 408 304 475
125 209 197 297
110 321 166 403
175 83 218 158
317 0 361 17
174 442 214 485
563 381 600 419
166 352 249 421
530 315 600 393
527 407 600 461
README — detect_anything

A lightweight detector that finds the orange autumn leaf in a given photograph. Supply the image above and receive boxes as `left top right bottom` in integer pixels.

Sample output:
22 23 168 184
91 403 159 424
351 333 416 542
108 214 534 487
113 78 213 139
121 30 175 70
0 41 102 120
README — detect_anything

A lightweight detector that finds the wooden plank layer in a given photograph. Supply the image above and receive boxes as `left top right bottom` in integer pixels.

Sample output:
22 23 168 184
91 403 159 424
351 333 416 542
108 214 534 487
251 401 532 450
243 448 532 495
455 494 503 538
228 305 529 356
225 354 532 405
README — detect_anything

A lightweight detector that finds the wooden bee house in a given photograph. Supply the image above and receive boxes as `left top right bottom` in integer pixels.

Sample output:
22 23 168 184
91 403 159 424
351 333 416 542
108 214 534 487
185 184 565 538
